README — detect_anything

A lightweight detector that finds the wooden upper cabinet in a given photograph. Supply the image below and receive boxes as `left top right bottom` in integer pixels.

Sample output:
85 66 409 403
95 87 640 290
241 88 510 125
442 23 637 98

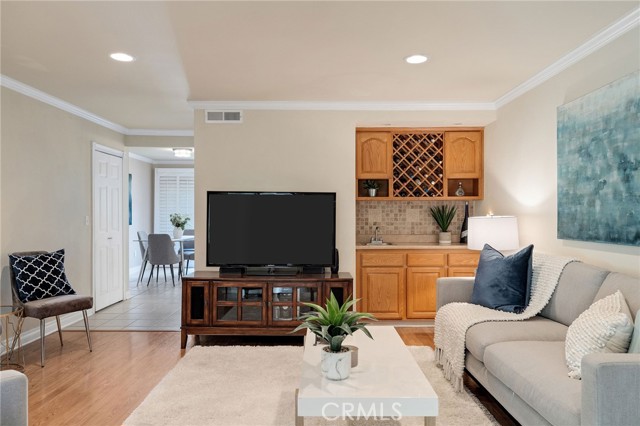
356 132 392 178
444 131 483 178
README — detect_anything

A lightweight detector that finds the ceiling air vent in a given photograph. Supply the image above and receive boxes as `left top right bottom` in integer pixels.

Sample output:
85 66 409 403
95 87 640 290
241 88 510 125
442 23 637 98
205 110 243 123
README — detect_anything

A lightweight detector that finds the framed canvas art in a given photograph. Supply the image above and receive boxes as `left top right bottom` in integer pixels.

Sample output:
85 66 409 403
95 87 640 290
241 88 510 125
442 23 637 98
557 71 639 246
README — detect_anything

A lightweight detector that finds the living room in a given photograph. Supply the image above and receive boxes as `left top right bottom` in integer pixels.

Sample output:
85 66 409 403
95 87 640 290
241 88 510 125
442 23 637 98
1 2 639 426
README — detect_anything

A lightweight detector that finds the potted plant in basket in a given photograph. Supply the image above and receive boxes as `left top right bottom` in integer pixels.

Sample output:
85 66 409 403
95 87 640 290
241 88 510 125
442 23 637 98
430 205 457 245
292 293 376 380
169 213 190 239
363 180 380 197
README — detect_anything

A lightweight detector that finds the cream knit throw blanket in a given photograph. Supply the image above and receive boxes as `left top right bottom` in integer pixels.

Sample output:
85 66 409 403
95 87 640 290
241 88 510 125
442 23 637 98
434 253 577 391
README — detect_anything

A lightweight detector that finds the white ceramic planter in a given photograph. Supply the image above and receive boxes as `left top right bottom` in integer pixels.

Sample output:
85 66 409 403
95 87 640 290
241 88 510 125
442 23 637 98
321 347 351 380
368 188 377 197
438 231 452 245
173 227 184 239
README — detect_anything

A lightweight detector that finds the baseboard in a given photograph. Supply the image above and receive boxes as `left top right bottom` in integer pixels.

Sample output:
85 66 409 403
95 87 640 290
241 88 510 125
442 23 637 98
0 311 87 356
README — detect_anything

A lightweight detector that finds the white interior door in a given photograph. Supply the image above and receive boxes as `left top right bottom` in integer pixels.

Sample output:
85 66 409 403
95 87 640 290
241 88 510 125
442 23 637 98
93 146 124 311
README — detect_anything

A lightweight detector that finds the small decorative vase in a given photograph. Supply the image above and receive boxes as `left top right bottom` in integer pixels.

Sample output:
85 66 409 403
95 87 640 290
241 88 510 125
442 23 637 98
343 345 359 367
439 231 452 245
173 227 184 239
368 188 377 197
321 347 351 380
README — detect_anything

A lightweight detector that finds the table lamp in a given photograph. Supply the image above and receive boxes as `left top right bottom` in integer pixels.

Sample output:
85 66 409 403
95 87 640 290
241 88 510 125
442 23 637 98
467 215 520 251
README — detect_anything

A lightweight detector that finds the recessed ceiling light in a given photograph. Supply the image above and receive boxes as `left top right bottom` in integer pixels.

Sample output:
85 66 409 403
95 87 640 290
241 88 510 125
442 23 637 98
405 54 428 64
173 148 193 158
110 52 135 62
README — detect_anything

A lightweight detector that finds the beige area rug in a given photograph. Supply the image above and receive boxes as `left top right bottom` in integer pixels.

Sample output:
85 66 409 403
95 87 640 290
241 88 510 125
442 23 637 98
124 345 498 426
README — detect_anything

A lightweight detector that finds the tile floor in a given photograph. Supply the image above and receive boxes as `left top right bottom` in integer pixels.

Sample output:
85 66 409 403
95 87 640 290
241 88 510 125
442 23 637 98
66 267 183 331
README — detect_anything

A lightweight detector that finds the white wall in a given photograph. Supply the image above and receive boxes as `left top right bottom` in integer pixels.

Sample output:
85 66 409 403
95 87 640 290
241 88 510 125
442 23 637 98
194 109 496 277
128 156 154 270
1 87 126 336
480 29 640 276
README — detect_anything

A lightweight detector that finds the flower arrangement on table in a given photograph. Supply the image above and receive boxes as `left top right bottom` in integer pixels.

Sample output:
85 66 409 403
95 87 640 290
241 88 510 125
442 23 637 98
169 213 190 230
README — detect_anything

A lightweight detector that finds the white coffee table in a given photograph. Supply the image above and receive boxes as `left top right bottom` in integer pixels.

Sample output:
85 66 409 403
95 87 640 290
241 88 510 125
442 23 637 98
296 326 438 425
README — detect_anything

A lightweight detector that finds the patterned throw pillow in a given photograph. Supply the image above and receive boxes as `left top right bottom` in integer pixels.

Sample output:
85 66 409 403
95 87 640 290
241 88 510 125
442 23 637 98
9 249 76 303
565 290 634 379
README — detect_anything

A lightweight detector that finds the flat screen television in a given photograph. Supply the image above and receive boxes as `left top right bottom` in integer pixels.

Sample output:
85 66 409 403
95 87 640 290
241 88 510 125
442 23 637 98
207 191 336 274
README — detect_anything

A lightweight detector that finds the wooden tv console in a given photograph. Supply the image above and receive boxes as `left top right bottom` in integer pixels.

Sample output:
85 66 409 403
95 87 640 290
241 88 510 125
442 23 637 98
181 271 353 348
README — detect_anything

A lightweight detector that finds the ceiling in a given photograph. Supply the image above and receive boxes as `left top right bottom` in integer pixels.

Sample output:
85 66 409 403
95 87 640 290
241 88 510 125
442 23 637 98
1 1 638 134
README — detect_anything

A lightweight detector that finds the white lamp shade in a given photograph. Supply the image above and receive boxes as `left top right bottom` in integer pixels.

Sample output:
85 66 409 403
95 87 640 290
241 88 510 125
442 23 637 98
467 216 519 251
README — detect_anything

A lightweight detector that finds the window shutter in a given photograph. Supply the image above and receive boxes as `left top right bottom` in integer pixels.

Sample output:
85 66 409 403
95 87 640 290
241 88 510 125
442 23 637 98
154 169 195 234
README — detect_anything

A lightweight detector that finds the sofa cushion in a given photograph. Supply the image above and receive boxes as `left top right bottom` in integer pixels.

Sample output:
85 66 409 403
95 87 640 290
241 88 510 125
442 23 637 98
466 316 568 362
484 341 582 426
565 291 634 379
471 244 533 313
22 294 93 319
540 262 609 326
629 309 640 354
593 272 640 316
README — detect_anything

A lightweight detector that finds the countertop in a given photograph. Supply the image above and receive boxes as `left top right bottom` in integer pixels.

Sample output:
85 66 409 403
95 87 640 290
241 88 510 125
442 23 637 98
356 243 471 250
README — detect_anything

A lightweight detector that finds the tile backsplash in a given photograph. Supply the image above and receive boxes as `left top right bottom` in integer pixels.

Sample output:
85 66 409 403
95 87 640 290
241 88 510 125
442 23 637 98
356 200 474 244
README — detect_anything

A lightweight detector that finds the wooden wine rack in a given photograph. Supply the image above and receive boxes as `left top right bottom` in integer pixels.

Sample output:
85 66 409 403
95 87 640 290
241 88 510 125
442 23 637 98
392 133 444 198
355 127 483 200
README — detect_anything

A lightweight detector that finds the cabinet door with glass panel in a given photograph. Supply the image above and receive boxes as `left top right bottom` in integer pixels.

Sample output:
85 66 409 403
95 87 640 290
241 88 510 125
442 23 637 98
270 282 321 325
212 282 266 325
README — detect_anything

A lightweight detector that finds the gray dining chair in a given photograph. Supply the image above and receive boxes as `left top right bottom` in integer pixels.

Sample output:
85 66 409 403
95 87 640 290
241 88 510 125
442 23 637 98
147 234 180 286
180 229 195 275
136 230 149 285
9 250 93 367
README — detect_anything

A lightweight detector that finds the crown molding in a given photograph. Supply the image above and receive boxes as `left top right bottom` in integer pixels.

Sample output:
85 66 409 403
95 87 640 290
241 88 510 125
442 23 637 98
1 74 191 137
188 100 496 111
495 7 640 109
128 151 194 165
1 74 129 134
127 129 194 137
128 152 154 164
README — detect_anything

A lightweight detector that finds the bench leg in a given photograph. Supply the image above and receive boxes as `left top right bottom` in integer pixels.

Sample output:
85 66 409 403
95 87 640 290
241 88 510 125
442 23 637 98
83 310 93 352
55 315 63 346
40 319 46 367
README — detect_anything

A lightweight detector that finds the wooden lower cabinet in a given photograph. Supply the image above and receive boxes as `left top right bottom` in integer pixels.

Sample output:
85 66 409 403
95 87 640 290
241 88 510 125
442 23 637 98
181 272 353 348
357 249 478 320
406 267 445 318
360 267 405 320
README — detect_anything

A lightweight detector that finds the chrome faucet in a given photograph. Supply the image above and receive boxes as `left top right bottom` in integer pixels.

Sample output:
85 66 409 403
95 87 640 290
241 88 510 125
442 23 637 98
371 226 382 243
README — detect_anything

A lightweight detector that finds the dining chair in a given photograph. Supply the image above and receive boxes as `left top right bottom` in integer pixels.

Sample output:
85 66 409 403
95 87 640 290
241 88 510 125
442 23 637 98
147 234 180 286
8 250 93 367
136 230 149 286
180 229 195 275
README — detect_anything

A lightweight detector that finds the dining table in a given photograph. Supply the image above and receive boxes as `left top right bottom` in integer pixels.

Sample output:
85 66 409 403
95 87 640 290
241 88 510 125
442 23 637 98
133 235 194 286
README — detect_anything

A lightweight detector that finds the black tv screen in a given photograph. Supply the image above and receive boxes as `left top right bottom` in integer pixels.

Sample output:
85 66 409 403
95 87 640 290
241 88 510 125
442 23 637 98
207 192 336 267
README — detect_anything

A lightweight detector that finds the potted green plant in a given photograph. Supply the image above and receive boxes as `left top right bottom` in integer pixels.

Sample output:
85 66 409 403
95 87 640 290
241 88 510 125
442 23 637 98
292 293 376 380
363 180 380 197
430 205 457 245
169 213 190 238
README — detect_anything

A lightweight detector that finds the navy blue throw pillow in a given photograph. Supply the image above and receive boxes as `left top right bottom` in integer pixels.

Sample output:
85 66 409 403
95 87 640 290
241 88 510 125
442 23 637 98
9 249 76 303
471 244 534 313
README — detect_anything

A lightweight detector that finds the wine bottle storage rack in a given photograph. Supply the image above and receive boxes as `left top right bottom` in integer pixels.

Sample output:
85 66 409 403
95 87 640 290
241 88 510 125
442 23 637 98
392 133 444 198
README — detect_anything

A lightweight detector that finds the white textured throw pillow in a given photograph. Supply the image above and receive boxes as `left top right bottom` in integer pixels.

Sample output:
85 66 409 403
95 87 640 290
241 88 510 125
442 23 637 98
565 290 634 379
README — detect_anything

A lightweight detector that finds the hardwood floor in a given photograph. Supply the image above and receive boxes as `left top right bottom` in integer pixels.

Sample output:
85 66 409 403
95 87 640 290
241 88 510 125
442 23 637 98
18 327 517 426
20 331 185 426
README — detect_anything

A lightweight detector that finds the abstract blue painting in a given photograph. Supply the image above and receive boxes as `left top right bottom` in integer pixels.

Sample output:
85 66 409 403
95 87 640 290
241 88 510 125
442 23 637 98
557 71 639 246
